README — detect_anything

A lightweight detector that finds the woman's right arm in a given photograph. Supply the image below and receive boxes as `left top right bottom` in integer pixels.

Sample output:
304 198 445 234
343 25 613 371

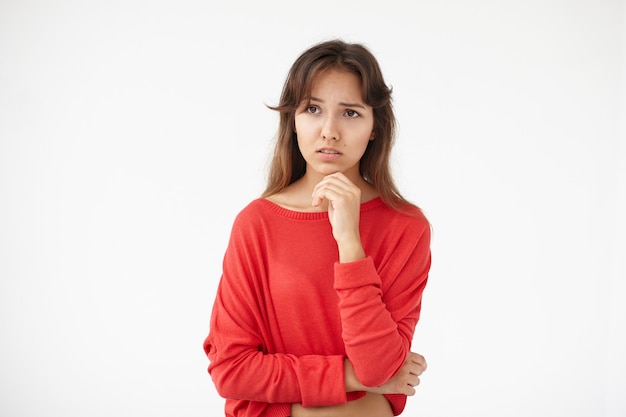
205 264 348 408
204 211 349 410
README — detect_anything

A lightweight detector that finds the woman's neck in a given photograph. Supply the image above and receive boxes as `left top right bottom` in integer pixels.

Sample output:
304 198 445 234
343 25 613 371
266 173 378 212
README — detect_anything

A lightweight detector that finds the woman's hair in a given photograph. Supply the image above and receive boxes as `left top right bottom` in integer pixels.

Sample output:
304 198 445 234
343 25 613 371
262 39 420 215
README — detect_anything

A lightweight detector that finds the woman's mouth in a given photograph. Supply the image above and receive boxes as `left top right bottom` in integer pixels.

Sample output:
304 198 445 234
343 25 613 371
317 148 341 160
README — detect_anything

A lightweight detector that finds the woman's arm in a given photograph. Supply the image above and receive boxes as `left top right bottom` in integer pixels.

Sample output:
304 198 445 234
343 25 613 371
343 353 427 396
312 172 432 391
291 353 427 417
334 249 430 388
204 208 352 409
205 260 348 408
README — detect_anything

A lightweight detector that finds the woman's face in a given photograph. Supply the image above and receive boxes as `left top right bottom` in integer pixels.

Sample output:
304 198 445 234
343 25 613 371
294 69 374 183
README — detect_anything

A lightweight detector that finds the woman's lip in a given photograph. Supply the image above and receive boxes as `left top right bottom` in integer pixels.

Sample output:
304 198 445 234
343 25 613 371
317 149 341 161
317 148 341 154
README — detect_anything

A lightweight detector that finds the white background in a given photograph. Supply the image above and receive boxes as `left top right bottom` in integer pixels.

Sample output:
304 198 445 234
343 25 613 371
1 1 624 416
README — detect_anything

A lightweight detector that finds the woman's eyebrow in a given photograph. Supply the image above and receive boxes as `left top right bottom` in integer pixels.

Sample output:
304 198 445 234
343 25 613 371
310 96 367 109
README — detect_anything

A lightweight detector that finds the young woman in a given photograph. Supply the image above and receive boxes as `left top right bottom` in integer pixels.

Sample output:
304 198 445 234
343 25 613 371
203 39 432 417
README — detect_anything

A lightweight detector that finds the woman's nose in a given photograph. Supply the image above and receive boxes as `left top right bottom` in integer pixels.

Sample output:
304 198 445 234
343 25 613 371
321 116 339 141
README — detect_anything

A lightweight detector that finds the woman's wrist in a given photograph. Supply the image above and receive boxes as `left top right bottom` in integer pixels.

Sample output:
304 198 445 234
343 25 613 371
344 358 366 392
337 238 366 263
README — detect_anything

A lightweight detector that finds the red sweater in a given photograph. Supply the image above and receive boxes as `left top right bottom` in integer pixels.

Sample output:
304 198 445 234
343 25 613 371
203 197 431 417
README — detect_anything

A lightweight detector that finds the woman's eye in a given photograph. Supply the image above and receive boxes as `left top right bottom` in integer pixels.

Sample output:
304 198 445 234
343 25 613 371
306 106 319 114
345 109 360 118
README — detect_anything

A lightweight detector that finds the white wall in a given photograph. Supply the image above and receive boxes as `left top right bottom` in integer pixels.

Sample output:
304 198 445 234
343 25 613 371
1 1 623 416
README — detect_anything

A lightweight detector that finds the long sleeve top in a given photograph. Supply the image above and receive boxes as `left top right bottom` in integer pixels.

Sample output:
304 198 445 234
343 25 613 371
203 197 431 417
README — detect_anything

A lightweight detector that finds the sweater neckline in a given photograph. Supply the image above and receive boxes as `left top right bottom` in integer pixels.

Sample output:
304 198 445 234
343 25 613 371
258 196 385 220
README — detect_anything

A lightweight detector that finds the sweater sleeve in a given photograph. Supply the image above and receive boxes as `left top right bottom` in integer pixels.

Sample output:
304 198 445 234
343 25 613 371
334 220 431 389
203 210 349 410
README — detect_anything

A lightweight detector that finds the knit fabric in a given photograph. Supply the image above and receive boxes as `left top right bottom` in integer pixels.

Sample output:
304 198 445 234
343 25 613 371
204 197 431 416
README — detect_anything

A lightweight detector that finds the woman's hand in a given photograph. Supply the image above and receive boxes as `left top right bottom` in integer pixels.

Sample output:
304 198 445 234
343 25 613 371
291 353 426 416
367 352 427 396
345 352 427 396
311 173 364 262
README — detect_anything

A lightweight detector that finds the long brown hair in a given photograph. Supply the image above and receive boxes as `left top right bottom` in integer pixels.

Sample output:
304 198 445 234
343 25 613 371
262 39 421 216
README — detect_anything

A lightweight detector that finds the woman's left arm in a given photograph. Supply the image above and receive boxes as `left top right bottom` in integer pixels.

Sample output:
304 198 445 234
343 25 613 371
334 230 431 388
312 173 432 388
